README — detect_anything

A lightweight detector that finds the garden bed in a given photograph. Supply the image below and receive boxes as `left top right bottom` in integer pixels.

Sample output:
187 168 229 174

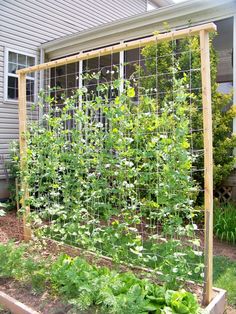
0 236 226 314
0 213 231 313
0 284 226 314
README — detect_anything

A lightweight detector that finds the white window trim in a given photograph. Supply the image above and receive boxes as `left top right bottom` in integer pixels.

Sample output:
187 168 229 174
4 47 37 103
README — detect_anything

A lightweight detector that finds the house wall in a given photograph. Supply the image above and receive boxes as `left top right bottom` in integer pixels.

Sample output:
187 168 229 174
0 0 147 199
44 0 236 59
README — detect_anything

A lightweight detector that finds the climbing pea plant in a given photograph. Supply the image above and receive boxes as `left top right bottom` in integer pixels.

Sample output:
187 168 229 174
23 75 203 285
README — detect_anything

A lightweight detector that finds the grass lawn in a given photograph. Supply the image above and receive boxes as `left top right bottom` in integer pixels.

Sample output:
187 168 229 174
213 255 236 308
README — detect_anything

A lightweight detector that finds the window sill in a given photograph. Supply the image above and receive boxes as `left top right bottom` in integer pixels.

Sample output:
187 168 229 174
3 99 19 104
3 99 36 105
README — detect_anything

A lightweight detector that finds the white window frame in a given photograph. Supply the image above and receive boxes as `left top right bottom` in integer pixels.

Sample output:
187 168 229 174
4 47 37 103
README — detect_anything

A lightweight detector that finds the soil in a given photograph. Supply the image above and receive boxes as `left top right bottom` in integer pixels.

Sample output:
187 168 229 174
0 278 72 314
0 211 236 313
0 212 23 243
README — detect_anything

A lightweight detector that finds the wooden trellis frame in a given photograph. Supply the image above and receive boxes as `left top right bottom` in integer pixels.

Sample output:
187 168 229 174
16 22 216 305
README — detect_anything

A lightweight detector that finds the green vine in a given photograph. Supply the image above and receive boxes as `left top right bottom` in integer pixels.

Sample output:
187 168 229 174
22 76 203 285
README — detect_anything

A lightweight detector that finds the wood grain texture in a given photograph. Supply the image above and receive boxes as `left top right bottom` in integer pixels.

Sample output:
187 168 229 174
200 29 214 306
16 23 217 75
0 290 39 314
18 73 31 241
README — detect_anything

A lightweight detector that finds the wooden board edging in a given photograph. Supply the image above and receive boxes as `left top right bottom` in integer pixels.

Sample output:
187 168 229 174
0 291 40 314
205 288 226 314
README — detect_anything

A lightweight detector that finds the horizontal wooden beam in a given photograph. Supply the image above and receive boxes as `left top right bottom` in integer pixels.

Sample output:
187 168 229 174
17 22 216 75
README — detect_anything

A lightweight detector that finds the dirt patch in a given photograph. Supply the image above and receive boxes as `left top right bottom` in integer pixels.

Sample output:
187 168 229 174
213 237 236 260
0 212 23 243
0 278 72 314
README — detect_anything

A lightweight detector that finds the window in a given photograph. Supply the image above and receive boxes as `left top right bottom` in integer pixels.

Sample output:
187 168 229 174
5 50 36 102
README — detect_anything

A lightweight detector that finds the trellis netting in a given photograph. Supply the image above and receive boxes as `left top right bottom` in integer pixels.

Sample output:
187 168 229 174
16 24 215 302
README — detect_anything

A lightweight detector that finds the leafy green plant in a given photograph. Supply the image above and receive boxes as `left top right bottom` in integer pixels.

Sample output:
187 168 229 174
4 141 20 209
214 202 236 243
0 243 200 313
0 242 25 278
137 35 236 190
50 254 200 313
19 77 203 284
0 242 48 292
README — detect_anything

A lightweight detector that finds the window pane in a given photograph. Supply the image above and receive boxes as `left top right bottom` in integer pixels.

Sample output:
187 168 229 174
8 88 16 99
8 62 17 74
27 72 35 78
18 54 27 66
27 56 35 67
7 51 35 101
18 64 26 70
217 82 233 94
8 76 17 88
56 65 66 77
8 52 17 63
67 62 77 75
8 77 18 99
26 79 34 102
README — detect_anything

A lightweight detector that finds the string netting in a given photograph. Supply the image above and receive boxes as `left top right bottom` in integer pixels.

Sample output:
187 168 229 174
20 33 207 289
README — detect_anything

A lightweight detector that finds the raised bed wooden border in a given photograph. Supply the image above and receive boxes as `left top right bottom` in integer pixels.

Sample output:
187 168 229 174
0 291 39 314
0 286 226 314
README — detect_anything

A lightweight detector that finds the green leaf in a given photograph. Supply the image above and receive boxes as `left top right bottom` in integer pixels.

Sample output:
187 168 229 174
127 87 135 98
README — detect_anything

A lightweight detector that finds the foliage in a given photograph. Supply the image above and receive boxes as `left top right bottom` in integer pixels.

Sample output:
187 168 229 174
213 255 236 307
0 242 200 313
0 242 48 292
213 202 236 244
5 141 20 209
20 77 204 284
137 35 236 189
0 242 25 278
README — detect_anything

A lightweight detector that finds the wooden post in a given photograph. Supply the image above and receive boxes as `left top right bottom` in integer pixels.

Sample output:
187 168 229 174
18 73 31 241
200 30 213 305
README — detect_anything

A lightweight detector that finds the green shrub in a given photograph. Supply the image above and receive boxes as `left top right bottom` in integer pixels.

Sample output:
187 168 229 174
4 141 20 209
214 202 236 243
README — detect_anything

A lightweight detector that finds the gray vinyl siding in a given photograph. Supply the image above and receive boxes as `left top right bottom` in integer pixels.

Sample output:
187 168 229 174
0 0 146 185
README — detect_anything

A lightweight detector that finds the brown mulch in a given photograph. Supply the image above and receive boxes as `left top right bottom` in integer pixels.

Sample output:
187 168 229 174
213 238 236 260
0 212 23 243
